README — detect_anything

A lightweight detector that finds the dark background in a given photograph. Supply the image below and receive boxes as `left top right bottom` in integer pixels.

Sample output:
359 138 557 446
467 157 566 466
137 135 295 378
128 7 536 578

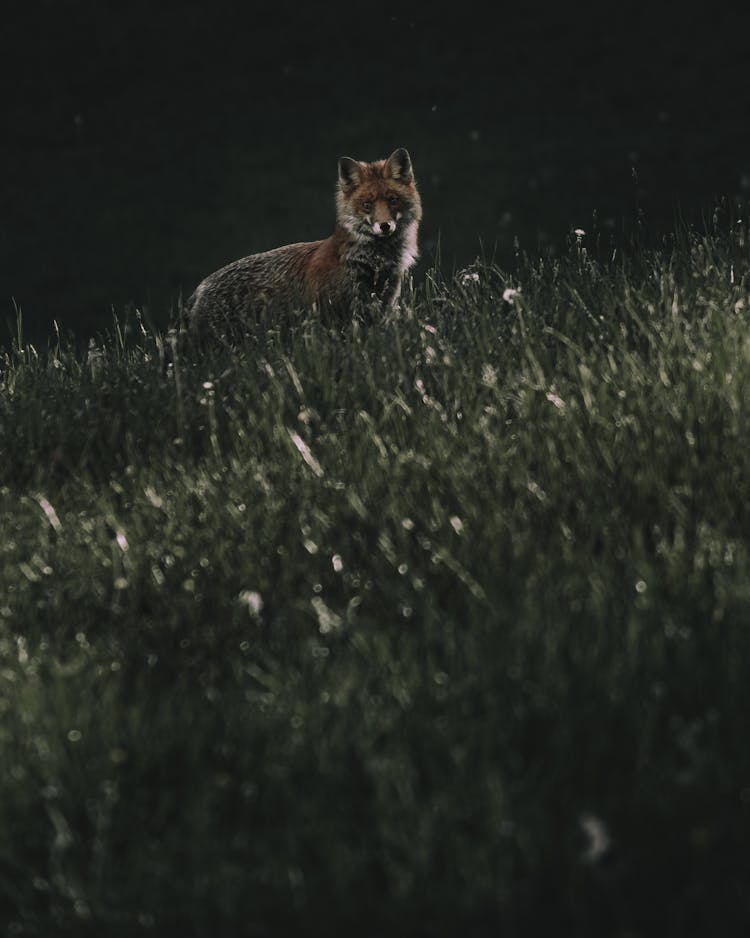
3 1 750 346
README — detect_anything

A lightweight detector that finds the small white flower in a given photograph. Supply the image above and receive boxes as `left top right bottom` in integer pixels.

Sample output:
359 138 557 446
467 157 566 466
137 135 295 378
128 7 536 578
574 228 586 238
481 363 498 386
460 270 480 285
239 590 264 617
502 288 520 304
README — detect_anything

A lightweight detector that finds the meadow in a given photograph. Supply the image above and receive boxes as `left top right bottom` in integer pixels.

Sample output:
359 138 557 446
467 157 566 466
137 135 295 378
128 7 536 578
2 211 750 936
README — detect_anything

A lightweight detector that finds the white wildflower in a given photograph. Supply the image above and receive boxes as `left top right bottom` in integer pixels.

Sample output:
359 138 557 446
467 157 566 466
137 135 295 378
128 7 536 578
239 590 264 617
482 363 498 386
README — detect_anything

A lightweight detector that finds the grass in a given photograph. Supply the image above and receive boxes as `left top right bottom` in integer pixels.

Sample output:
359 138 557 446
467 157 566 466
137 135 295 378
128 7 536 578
2 209 750 936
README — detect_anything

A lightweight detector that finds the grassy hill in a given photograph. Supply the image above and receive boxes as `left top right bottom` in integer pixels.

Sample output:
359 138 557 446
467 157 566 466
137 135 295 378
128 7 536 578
2 212 750 935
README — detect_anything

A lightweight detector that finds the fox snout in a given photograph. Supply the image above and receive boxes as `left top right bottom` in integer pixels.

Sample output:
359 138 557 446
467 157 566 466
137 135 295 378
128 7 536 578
369 199 400 237
372 219 395 237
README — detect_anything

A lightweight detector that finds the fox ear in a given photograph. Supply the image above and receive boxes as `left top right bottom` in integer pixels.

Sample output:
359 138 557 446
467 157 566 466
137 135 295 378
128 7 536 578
338 157 361 189
384 148 413 182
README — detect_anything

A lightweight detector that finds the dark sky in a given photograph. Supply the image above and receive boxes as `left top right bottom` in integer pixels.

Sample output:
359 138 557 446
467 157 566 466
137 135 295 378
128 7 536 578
3 1 749 343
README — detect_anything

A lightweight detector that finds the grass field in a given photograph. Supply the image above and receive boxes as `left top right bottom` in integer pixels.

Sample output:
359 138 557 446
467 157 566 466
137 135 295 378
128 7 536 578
2 211 750 936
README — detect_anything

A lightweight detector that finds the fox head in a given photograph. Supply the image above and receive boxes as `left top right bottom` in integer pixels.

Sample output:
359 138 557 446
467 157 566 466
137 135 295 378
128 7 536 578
336 148 422 241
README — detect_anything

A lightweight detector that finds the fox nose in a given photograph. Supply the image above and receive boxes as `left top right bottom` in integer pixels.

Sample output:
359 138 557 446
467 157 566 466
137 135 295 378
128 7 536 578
380 221 392 234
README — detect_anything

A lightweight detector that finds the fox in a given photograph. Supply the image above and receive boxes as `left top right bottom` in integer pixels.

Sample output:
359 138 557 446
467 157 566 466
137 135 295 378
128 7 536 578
184 148 422 337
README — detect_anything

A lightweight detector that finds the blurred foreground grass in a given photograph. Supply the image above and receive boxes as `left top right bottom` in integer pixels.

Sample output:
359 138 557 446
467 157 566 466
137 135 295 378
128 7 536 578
2 214 750 936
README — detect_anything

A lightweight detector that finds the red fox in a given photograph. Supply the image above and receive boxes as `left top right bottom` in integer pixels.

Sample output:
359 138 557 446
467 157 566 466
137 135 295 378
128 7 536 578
185 148 421 337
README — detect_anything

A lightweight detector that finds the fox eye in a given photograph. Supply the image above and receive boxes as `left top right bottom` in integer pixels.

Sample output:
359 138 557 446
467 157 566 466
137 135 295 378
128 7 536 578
387 194 400 206
361 200 373 212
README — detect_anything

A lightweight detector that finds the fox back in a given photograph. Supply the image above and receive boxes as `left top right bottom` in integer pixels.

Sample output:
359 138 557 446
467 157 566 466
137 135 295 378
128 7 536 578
185 148 421 338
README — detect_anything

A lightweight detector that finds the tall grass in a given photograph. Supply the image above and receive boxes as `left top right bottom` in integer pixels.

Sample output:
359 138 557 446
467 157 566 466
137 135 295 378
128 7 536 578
2 212 750 936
